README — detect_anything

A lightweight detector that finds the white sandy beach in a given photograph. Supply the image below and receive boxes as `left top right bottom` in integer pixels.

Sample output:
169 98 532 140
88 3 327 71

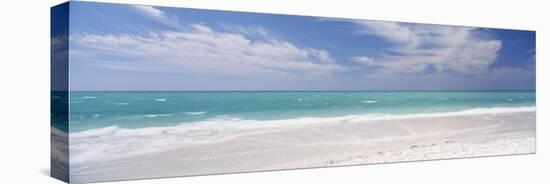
70 111 535 183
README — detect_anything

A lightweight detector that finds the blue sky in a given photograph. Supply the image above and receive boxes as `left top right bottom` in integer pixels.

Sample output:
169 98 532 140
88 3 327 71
65 2 535 90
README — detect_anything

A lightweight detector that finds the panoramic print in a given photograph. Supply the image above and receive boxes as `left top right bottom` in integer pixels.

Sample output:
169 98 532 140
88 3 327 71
51 1 535 183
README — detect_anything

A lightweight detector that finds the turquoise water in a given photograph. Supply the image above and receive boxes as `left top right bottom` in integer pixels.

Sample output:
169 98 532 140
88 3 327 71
68 91 535 133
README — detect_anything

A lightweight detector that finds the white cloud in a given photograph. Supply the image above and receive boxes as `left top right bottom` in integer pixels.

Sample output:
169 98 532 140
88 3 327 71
133 5 164 18
70 23 347 77
51 35 66 51
51 35 68 62
132 5 184 30
307 48 333 63
347 20 502 76
351 56 376 65
72 7 347 78
220 24 270 38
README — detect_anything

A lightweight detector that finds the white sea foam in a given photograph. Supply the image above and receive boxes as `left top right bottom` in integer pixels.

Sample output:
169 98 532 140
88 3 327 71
155 98 167 102
185 111 207 115
69 106 535 165
143 114 172 118
115 102 129 106
83 96 96 99
362 100 378 104
51 128 69 175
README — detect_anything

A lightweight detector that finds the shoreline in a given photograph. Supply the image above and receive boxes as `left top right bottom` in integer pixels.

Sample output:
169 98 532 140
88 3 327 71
70 111 536 183
70 106 536 136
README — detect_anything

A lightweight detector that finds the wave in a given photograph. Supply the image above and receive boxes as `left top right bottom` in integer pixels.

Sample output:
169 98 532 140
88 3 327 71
185 111 207 115
362 100 377 103
154 98 167 102
69 106 535 164
82 96 96 99
143 114 172 118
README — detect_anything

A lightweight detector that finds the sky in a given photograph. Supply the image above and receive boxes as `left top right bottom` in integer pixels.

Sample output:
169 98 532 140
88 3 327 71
64 1 536 91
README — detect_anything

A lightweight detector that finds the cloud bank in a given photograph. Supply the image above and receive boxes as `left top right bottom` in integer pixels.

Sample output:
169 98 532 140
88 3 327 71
71 6 348 78
348 20 502 76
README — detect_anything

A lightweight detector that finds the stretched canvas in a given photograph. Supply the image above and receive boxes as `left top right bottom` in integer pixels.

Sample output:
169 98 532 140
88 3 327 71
51 1 536 183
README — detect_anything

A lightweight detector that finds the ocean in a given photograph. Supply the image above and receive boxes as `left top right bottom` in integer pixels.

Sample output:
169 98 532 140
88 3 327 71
67 91 535 164
69 91 535 132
